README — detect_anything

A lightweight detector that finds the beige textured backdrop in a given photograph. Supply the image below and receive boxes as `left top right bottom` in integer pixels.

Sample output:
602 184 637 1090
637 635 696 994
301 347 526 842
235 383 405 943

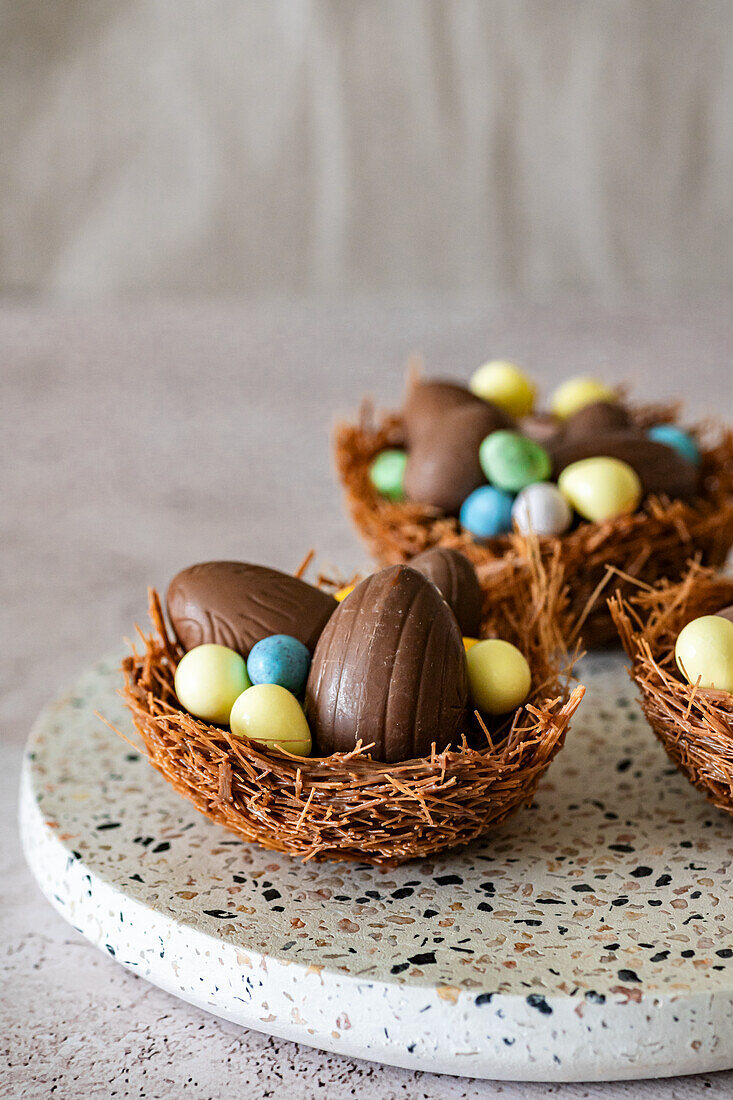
2 0 732 298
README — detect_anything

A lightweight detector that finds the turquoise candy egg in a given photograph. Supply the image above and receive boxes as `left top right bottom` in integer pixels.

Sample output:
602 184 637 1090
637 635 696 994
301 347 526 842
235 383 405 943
648 425 701 467
369 449 407 501
246 634 311 695
479 430 551 493
460 485 514 539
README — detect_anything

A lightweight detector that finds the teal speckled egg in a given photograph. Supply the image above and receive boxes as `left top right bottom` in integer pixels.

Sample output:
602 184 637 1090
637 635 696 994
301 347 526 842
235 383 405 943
648 425 701 467
247 634 311 695
479 431 551 493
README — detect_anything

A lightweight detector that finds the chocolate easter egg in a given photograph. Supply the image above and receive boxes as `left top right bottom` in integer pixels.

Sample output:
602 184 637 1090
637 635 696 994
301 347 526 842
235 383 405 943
716 603 733 625
167 562 337 657
520 413 561 449
305 565 468 762
404 402 502 513
552 432 699 500
403 377 513 447
410 547 483 636
558 401 633 444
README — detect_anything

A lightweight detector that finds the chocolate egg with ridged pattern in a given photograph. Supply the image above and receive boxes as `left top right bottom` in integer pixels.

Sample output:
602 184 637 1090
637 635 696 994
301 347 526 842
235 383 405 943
305 565 468 762
410 547 483 637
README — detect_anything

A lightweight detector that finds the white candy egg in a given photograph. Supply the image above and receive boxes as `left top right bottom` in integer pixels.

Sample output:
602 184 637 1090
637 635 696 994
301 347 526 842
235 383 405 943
511 482 573 537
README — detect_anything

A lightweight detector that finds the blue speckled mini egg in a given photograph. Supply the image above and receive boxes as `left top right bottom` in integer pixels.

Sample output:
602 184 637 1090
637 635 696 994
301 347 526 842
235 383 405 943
246 634 311 695
460 485 515 539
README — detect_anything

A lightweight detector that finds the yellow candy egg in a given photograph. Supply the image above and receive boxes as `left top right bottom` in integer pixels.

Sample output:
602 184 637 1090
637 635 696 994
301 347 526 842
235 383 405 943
558 457 642 523
469 361 536 418
675 615 733 693
334 584 355 602
551 377 616 419
230 683 312 756
463 636 480 652
174 644 250 724
467 639 532 715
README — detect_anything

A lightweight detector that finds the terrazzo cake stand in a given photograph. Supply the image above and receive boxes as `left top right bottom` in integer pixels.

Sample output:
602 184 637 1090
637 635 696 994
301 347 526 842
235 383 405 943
20 653 733 1083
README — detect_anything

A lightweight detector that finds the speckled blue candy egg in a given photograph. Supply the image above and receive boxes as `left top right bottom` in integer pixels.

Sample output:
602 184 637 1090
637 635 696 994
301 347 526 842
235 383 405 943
648 424 701 467
246 634 311 695
459 485 514 539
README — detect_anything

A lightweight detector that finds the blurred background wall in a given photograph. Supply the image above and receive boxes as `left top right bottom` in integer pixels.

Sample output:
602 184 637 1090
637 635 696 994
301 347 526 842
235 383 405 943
2 0 732 300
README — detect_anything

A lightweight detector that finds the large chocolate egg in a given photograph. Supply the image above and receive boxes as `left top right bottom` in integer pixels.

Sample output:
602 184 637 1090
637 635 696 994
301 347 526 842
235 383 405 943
552 432 699 500
410 547 483 636
167 562 337 657
403 377 513 447
403 403 502 514
305 565 468 762
557 400 633 444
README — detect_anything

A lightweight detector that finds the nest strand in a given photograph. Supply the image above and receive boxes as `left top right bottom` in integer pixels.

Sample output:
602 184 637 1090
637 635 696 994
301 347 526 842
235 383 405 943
335 404 733 647
609 564 733 815
119 551 583 867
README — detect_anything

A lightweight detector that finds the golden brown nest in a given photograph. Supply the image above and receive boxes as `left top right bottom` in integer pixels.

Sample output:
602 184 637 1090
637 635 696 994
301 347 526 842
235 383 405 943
610 563 733 816
334 400 733 648
119 549 584 867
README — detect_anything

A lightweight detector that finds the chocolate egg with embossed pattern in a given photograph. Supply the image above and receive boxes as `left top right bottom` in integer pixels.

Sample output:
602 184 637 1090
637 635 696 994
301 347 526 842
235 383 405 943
552 431 699 500
167 562 337 657
305 565 468 762
410 546 483 636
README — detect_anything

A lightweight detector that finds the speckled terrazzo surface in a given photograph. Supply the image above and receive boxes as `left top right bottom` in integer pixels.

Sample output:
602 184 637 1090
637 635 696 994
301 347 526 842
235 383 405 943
19 649 733 1081
4 302 733 1096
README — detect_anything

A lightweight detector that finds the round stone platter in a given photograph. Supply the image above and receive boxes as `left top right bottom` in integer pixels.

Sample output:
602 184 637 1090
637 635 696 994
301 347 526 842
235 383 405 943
20 651 733 1083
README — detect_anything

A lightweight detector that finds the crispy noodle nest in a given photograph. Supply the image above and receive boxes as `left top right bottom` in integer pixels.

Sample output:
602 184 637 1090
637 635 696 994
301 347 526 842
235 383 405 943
118 547 584 867
334 398 733 648
610 563 733 816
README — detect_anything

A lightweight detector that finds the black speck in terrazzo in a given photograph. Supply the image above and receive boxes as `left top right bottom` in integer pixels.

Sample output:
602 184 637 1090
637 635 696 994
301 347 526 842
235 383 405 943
407 1043 416 1053
96 821 121 831
515 919 541 926
152 841 170 853
263 889 281 902
716 949 733 958
679 840 693 848
683 913 704 925
572 884 593 893
630 866 652 878
651 951 669 962
477 902 494 913
474 992 494 1006
608 843 634 853
129 873 143 883
617 969 641 982
558 926 568 935
134 836 154 847
423 909 438 918
390 963 409 975
408 951 437 966
479 881 496 893
691 890 702 899
503 1037 515 1046
391 887 414 899
536 898 565 905
526 994 552 1015
611 897 629 907
203 909 237 919
585 991 605 1004
434 874 462 886
681 950 695 957
233 874 247 883
648 899 663 906
616 758 632 772
105 944 116 956
604 943 619 951
365 889 382 900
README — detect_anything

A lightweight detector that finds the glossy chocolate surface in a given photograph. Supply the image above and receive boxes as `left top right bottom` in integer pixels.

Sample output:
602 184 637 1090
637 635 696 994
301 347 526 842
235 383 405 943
552 432 699 500
305 565 468 762
410 546 483 636
167 562 337 657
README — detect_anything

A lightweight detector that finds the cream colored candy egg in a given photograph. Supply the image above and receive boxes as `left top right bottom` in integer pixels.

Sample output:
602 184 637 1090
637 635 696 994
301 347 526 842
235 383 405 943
469 360 536 418
174 644 251 724
675 615 733 693
511 482 573 536
467 638 532 715
551 377 616 419
230 683 312 756
558 457 642 523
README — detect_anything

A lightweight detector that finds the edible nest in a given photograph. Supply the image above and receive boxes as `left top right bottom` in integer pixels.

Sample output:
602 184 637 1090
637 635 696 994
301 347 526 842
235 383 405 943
334 399 733 648
610 563 733 815
117 547 584 867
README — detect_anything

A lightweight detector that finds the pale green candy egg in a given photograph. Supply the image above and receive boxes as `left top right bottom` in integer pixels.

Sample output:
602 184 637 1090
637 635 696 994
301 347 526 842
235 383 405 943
675 615 733 693
467 638 532 715
369 449 407 501
174 644 251 724
469 360 536 418
551 377 616 420
479 430 551 492
558 456 642 523
230 683 312 756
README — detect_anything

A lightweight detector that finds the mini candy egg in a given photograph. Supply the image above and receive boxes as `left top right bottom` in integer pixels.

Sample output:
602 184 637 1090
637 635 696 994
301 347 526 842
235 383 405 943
479 430 551 492
675 615 733 693
334 584 355 602
174 644 251 724
369 449 407 501
469 361 536 418
459 485 515 539
550 378 616 420
511 482 573 537
230 683 312 755
246 634 311 695
648 424 701 467
463 637 479 651
558 456 642 523
467 639 532 715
